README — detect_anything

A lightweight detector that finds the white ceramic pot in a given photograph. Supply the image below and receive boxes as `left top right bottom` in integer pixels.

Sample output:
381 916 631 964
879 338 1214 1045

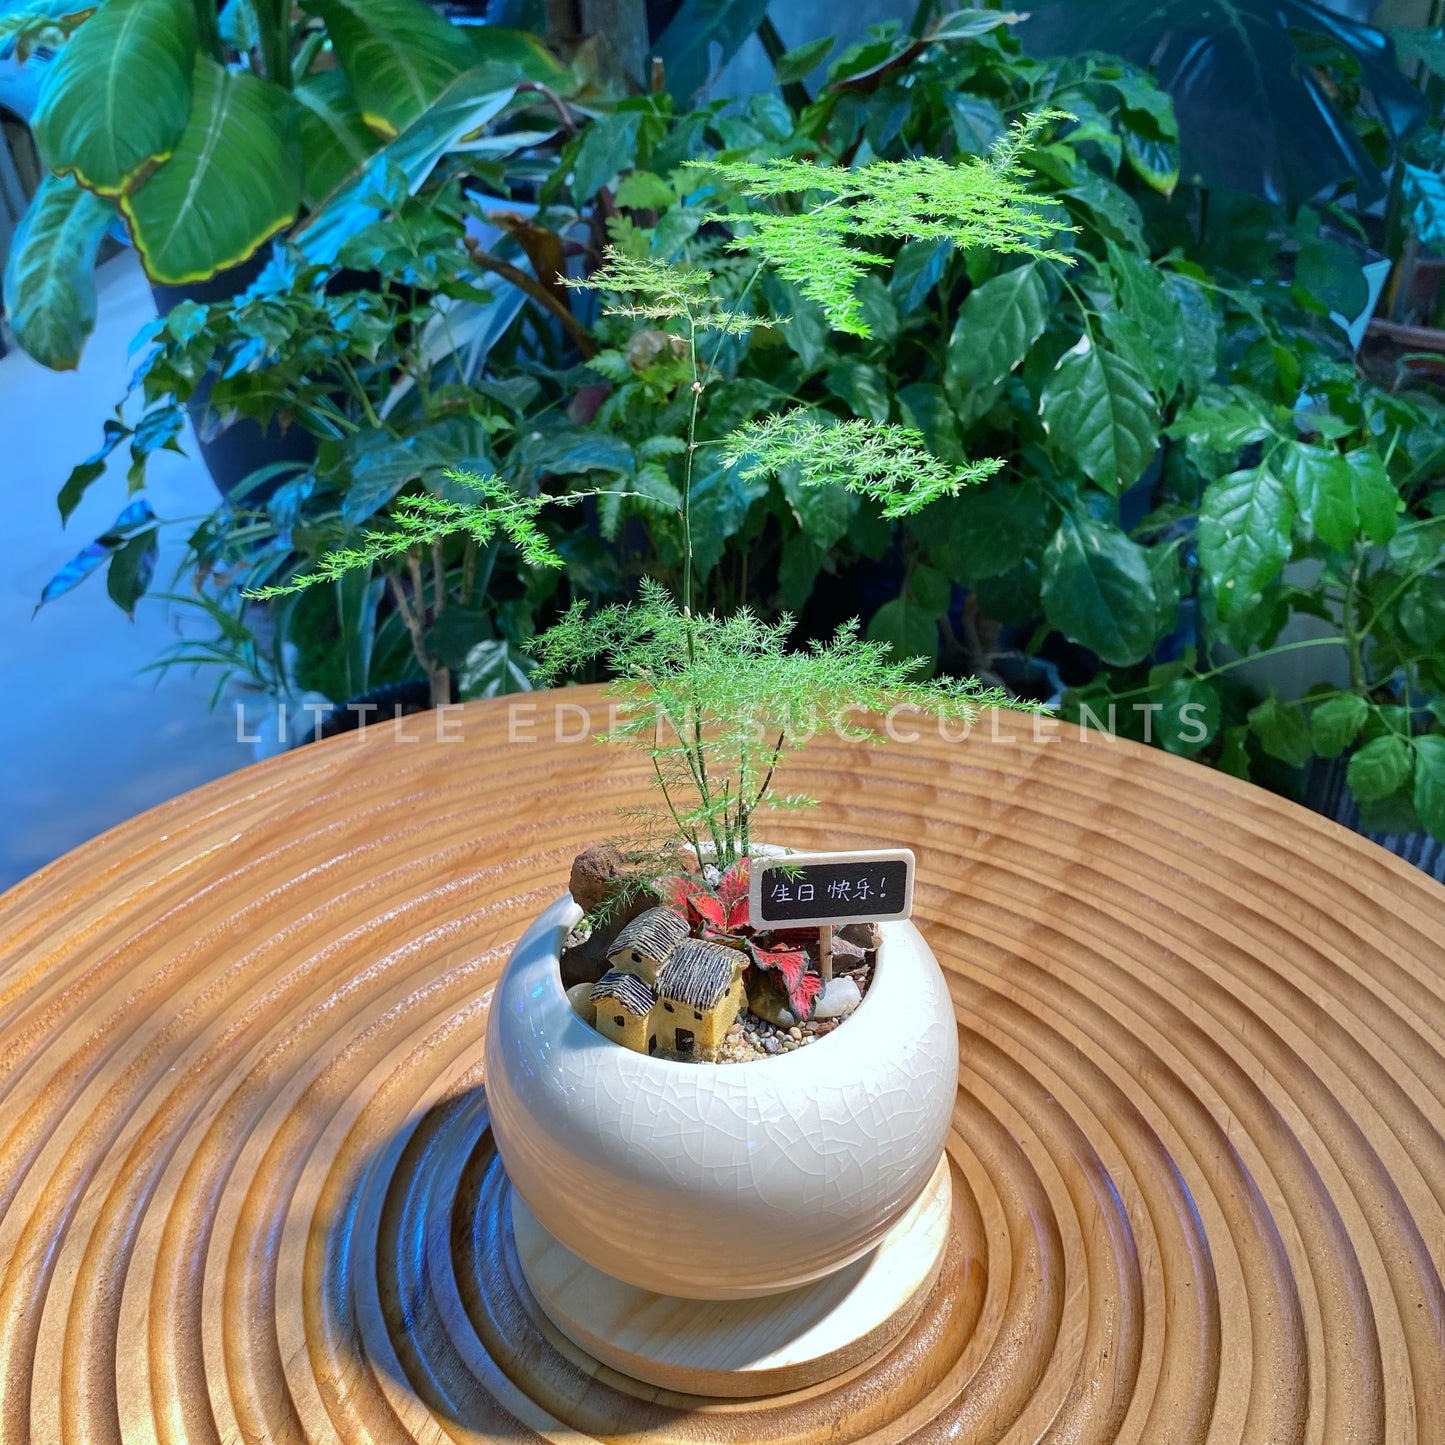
484 895 958 1300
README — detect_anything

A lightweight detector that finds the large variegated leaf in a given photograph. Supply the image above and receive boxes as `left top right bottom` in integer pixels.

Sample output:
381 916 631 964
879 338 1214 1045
294 69 378 208
295 66 516 265
2 173 113 369
31 0 195 195
301 0 476 136
121 57 301 284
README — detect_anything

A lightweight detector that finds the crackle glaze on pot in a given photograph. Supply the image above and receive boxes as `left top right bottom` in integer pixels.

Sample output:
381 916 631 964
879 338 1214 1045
484 894 959 1300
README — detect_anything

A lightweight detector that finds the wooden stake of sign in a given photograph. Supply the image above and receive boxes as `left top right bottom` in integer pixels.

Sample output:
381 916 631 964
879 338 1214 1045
749 848 916 932
820 924 833 983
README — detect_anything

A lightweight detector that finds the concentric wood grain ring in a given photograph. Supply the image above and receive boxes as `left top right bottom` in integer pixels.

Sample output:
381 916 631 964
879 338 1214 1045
0 688 1442 1443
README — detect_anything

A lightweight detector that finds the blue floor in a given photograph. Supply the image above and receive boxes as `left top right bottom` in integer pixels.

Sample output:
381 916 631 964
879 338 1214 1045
0 253 250 891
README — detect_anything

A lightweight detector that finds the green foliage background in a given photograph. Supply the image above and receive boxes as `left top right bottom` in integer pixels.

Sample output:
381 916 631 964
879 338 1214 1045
38 9 1445 841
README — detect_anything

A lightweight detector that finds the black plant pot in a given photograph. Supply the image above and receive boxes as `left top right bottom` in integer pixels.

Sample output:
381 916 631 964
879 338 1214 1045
1306 755 1444 883
149 251 320 502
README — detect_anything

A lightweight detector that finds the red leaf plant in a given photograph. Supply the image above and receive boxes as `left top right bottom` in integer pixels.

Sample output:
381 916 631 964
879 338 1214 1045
655 858 819 1020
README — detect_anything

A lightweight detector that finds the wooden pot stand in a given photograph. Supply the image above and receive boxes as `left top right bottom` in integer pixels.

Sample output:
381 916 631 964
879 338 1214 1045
509 1154 953 1398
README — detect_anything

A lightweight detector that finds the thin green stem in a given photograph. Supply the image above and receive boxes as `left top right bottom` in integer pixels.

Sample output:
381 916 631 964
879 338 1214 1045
1343 547 1366 691
254 0 291 87
339 357 383 431
1106 636 1356 704
192 0 223 62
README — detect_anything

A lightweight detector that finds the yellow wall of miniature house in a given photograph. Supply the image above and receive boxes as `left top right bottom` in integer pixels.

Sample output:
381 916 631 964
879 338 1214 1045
653 976 745 1056
609 944 662 987
594 1004 654 1054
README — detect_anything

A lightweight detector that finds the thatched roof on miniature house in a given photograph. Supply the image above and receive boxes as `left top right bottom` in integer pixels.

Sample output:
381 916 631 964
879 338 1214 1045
655 939 743 1011
610 906 690 962
591 969 657 1017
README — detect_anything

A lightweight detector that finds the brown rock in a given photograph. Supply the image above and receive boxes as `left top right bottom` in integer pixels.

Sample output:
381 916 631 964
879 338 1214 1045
570 843 636 915
838 921 881 950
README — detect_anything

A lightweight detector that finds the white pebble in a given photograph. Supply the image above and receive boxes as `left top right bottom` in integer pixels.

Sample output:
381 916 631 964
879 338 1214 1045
811 976 862 1021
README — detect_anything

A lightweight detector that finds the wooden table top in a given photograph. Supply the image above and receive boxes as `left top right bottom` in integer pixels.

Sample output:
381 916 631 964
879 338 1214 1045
1 686 1442 1445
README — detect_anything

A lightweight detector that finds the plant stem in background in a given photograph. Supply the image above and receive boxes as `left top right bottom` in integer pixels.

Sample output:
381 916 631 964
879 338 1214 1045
192 0 223 62
252 0 292 88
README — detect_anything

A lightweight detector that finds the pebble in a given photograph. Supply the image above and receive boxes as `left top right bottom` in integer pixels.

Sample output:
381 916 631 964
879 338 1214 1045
811 976 862 1020
763 1037 781 1054
788 1026 802 1040
565 982 596 1026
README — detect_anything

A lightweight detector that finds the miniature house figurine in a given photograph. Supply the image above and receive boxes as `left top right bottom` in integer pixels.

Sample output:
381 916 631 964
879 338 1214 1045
607 905 690 985
654 939 746 1058
591 970 658 1054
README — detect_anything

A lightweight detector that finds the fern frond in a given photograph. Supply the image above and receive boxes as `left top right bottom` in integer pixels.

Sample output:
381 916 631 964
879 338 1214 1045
562 249 716 321
244 471 570 597
689 109 1072 333
722 413 1002 517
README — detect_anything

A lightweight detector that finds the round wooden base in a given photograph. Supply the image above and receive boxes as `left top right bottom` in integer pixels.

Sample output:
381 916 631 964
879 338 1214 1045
511 1155 953 1397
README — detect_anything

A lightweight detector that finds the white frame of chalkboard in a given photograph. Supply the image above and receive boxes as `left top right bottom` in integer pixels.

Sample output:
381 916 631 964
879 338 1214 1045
748 848 916 929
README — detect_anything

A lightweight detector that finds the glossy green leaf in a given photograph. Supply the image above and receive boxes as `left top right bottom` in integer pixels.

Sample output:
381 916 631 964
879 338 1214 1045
1310 693 1369 758
1248 695 1311 767
779 468 857 549
464 23 573 87
2 172 113 370
294 69 379 208
613 169 674 210
1197 465 1293 620
107 527 159 614
1294 232 1369 316
866 598 938 677
825 360 891 422
31 0 194 194
895 383 962 463
1168 389 1277 456
58 418 130 519
457 638 534 699
1348 733 1412 803
570 111 642 205
927 8 1024 41
122 58 301 284
889 238 950 316
296 68 517 265
1399 580 1445 649
908 564 952 614
1344 449 1399 543
1156 678 1219 757
1167 273 1220 398
935 483 1048 584
1061 171 1146 251
301 0 476 136
1040 342 1157 493
945 93 1005 156
1103 242 1186 398
1390 25 1445 80
1122 130 1179 194
688 467 768 579
1405 164 1445 250
945 261 1048 423
1041 511 1157 665
1218 724 1252 779
1413 735 1445 841
1280 443 1355 550
773 34 834 85
38 498 155 610
777 534 824 612
654 0 770 102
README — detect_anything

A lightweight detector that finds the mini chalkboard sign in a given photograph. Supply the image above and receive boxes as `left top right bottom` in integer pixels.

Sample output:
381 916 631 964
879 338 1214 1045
749 849 915 930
